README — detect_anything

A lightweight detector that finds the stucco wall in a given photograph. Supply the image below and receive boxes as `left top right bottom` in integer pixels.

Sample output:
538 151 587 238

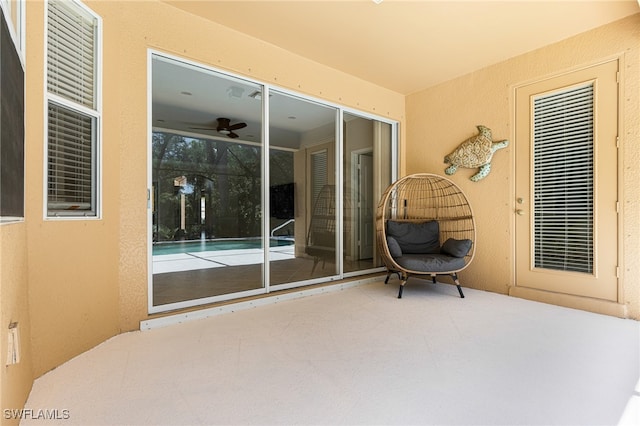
0 223 33 425
1 6 32 424
406 13 640 319
23 2 120 380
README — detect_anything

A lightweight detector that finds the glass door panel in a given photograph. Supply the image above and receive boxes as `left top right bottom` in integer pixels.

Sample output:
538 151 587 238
268 91 338 286
151 56 263 308
343 113 393 274
150 54 398 313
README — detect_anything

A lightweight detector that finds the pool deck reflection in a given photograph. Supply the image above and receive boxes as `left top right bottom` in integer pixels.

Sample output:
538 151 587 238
152 245 295 274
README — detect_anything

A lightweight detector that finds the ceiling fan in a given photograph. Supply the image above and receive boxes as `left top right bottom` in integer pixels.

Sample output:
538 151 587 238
190 117 247 139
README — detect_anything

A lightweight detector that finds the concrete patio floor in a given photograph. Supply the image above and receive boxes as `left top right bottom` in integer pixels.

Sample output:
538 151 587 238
22 279 640 425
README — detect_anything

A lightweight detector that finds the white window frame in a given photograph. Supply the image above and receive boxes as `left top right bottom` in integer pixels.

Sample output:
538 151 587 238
44 0 102 219
0 0 25 60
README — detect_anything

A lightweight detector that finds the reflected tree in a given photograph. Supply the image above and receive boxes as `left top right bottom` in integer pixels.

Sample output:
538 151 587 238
152 132 290 242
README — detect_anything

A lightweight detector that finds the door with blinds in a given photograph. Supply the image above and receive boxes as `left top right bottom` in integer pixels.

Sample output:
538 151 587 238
515 60 619 301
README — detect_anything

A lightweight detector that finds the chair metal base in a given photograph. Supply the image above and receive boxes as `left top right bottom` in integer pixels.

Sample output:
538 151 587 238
395 272 465 299
384 270 402 284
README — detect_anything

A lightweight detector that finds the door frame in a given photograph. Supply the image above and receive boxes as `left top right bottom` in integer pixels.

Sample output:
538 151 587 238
509 57 626 317
147 50 399 314
350 148 374 261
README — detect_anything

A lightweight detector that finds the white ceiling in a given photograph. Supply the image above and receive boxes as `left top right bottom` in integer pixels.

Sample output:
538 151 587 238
166 0 640 95
152 56 339 148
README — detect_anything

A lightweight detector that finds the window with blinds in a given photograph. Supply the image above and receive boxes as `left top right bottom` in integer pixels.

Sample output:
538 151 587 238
47 102 95 211
311 150 328 206
532 83 594 274
46 0 100 217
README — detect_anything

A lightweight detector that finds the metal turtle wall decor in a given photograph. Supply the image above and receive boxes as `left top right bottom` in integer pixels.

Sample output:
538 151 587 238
444 125 509 182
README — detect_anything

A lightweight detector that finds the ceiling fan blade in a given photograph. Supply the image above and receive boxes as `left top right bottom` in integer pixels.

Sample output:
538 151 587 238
228 122 247 131
228 132 239 139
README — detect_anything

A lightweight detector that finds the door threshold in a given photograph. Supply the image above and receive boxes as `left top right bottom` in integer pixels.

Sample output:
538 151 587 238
509 286 627 318
141 274 383 330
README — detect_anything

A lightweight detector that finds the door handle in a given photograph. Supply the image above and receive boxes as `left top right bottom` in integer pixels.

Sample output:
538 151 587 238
516 209 525 216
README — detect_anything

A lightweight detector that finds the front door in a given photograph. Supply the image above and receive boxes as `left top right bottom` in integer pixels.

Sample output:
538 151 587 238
515 60 619 301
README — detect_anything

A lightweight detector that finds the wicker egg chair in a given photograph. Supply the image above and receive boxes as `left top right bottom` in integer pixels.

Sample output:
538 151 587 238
376 173 476 298
305 184 355 274
305 184 337 274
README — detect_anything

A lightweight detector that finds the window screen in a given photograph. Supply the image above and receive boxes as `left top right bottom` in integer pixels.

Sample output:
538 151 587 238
0 8 25 221
533 84 594 274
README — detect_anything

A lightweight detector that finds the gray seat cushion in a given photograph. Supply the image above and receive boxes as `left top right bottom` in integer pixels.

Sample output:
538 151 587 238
387 220 440 254
394 253 466 273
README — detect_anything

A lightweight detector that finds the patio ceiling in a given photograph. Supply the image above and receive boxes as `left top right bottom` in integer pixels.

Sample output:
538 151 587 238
153 1 639 145
165 0 640 95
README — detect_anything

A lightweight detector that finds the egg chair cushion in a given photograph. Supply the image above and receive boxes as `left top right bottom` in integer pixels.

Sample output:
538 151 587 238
440 238 473 258
386 236 403 258
395 253 467 273
386 220 440 254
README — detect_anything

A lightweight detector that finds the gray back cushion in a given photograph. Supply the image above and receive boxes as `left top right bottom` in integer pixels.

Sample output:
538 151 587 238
387 220 440 254
440 238 472 258
386 236 403 258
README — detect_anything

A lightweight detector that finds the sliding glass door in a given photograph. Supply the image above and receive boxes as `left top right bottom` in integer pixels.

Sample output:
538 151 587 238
150 53 396 312
268 91 338 287
343 113 393 274
151 56 264 307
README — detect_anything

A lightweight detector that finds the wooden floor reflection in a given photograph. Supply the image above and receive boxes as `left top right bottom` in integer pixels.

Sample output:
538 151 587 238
153 257 375 306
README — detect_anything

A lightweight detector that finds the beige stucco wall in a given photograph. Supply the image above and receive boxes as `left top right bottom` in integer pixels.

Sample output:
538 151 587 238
22 2 121 382
0 223 33 425
1 5 31 424
406 13 640 319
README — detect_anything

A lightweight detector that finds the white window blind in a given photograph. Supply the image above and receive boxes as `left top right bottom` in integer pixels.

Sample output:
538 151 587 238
311 150 328 205
47 0 96 108
47 102 95 211
46 0 99 217
533 84 594 274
